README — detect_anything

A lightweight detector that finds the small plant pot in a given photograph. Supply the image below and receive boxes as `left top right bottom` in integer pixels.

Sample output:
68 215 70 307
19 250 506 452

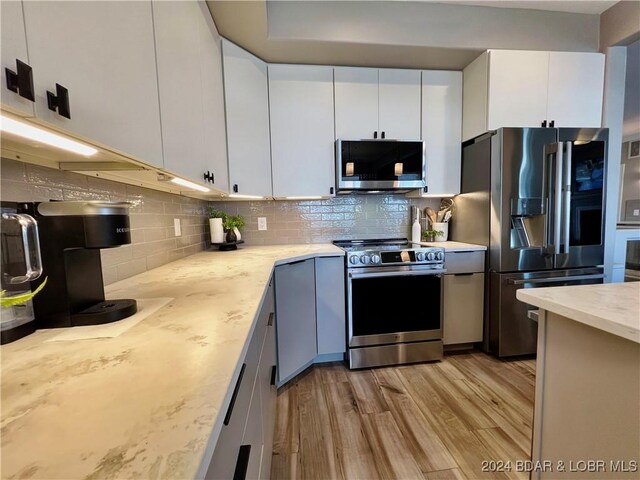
225 229 237 243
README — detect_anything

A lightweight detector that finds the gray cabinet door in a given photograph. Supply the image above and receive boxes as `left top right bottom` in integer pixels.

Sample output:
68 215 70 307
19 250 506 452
315 257 346 355
443 273 484 345
275 259 317 383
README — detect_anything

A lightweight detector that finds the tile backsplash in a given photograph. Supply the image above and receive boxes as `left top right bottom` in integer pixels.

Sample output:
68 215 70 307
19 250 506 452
212 195 441 245
1 158 443 284
0 158 209 285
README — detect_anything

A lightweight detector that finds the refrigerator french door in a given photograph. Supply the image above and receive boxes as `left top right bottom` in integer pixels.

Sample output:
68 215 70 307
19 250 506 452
454 127 608 357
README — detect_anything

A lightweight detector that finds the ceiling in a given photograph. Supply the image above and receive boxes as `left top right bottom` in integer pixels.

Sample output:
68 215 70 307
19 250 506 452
207 0 608 70
434 1 617 15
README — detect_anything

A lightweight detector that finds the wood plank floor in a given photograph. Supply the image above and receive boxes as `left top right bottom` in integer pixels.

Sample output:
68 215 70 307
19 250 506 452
271 351 536 480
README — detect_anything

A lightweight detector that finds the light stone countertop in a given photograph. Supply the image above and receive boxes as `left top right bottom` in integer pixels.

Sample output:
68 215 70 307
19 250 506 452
416 241 487 251
517 282 640 344
0 244 344 480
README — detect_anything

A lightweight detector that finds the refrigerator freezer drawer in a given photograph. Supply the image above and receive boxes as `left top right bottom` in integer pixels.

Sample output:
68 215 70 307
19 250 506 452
489 268 604 357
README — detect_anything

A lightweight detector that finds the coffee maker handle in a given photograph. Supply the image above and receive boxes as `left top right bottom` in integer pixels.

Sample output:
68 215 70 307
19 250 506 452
1 213 43 284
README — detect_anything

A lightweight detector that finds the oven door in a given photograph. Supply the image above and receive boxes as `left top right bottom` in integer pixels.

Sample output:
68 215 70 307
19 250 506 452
347 267 443 347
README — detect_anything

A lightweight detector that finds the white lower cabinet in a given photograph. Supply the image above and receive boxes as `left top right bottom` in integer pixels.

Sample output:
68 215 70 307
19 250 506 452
207 280 276 480
443 251 485 345
275 259 318 384
315 257 346 355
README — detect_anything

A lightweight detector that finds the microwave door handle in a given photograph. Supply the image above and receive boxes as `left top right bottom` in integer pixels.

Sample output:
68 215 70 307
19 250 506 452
562 142 572 254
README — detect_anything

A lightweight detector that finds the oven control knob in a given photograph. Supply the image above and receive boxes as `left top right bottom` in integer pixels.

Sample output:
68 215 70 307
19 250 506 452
416 252 424 262
435 251 444 261
360 255 370 264
349 255 359 265
426 252 435 261
371 254 381 264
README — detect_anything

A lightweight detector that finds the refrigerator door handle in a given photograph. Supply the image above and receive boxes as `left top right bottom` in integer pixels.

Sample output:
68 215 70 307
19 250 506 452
508 273 605 285
552 142 564 255
561 142 572 254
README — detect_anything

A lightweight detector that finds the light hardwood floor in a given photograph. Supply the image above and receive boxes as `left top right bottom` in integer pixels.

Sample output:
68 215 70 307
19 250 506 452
271 351 536 480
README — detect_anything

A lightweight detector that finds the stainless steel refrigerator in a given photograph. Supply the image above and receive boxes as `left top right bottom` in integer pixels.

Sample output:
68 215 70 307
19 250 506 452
452 127 608 357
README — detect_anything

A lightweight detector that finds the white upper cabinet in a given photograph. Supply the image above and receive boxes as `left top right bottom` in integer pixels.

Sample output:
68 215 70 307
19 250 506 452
1 1 34 116
153 1 228 193
334 67 421 140
222 40 272 198
153 2 226 191
486 50 550 131
198 7 230 194
378 69 421 140
22 1 164 167
334 67 379 139
546 52 605 128
420 70 462 196
463 49 606 141
269 64 335 198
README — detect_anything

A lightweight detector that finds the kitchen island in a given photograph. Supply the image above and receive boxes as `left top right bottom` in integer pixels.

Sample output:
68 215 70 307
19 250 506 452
0 244 343 480
517 283 640 480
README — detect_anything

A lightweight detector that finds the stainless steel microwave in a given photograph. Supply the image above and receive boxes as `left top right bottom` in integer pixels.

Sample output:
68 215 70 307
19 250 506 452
335 139 426 193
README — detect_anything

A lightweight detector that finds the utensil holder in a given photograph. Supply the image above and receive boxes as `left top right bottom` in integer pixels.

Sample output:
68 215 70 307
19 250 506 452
432 222 448 242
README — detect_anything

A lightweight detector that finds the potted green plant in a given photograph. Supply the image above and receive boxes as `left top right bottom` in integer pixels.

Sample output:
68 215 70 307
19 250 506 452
208 208 227 244
223 214 246 243
421 229 444 243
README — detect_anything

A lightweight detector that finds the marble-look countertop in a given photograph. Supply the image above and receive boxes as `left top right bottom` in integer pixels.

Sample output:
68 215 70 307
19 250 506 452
517 282 640 344
417 241 487 251
0 244 344 480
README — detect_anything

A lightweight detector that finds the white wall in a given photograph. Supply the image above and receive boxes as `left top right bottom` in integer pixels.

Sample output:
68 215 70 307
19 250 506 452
623 39 640 141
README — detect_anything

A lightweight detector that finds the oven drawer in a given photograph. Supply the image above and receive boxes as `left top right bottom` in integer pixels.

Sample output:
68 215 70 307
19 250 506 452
444 251 485 274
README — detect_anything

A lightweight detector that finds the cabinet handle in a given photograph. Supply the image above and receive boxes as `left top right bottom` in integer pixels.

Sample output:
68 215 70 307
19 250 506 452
267 312 274 327
381 131 386 139
541 120 547 127
223 363 246 426
233 445 251 480
453 272 474 276
423 186 429 193
549 120 555 127
5 59 35 101
46 83 70 119
270 365 277 386
233 184 239 193
373 131 378 139
330 186 334 195
203 171 214 183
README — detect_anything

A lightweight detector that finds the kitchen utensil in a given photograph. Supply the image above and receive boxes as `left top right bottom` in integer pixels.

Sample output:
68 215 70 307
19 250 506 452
443 211 452 223
425 207 437 225
1 205 43 344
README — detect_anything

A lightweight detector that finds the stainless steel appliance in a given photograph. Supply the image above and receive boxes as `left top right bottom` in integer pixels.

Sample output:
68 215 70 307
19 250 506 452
1 202 43 344
335 139 426 193
453 127 608 357
333 238 445 369
19 201 138 328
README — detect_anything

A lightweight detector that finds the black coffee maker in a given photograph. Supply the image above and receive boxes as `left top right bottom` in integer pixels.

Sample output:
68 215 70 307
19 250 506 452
20 201 137 328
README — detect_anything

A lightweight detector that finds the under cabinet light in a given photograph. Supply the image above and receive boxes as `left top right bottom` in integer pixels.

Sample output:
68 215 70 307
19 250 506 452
229 193 264 199
284 196 323 200
169 177 210 193
0 114 97 156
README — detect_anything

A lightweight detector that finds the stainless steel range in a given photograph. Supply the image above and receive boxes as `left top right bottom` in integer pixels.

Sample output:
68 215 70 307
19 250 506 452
333 238 445 369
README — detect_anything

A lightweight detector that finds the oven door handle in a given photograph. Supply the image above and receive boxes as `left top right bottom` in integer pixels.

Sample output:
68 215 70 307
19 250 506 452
349 269 446 279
